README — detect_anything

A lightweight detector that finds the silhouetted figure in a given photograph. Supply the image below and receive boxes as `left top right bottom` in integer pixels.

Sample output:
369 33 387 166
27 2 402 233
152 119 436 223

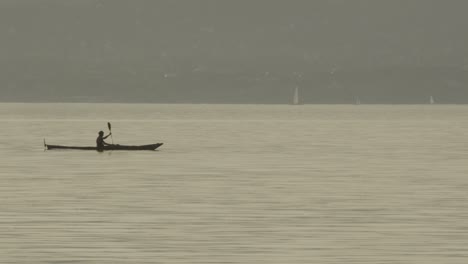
96 131 112 151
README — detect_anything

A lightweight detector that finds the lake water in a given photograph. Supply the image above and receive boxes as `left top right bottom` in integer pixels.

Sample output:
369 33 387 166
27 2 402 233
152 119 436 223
1 103 468 263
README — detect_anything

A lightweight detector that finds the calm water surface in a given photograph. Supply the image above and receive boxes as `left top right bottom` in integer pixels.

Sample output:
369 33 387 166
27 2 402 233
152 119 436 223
1 103 468 263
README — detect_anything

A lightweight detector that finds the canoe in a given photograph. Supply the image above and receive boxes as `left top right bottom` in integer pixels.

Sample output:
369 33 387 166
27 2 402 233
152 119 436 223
46 143 163 151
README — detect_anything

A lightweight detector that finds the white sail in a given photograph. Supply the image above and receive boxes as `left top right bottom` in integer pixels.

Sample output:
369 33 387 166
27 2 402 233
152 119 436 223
430 96 435 104
293 86 300 105
355 96 361 105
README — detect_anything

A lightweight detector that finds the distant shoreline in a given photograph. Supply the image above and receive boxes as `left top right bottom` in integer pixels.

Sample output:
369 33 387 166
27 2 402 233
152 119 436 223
0 101 467 105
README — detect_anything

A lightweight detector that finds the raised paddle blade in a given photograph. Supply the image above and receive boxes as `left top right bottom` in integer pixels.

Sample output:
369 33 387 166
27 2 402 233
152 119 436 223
107 122 114 144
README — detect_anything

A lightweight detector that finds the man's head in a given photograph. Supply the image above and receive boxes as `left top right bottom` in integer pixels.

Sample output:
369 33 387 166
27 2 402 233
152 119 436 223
98 131 104 136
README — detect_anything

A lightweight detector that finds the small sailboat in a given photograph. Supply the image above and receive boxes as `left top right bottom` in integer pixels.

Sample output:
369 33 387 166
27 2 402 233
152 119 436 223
355 96 361 105
292 86 301 105
429 96 435 104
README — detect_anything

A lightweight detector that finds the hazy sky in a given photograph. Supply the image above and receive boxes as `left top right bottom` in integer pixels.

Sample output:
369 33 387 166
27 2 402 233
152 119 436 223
1 0 468 103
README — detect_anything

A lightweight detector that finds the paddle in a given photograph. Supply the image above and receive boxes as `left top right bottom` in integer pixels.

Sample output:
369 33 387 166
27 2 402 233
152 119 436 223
108 122 114 144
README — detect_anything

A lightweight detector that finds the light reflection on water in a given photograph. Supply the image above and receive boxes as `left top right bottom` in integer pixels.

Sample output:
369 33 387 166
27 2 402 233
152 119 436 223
0 104 468 263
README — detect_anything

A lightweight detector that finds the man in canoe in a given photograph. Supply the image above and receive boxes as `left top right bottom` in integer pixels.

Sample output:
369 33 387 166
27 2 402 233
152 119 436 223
96 131 112 150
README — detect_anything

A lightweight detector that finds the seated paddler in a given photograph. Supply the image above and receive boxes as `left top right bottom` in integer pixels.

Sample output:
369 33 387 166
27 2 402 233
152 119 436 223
96 131 112 150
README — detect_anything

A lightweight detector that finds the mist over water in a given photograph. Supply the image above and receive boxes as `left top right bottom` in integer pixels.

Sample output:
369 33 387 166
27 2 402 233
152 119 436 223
1 103 468 263
1 0 468 103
